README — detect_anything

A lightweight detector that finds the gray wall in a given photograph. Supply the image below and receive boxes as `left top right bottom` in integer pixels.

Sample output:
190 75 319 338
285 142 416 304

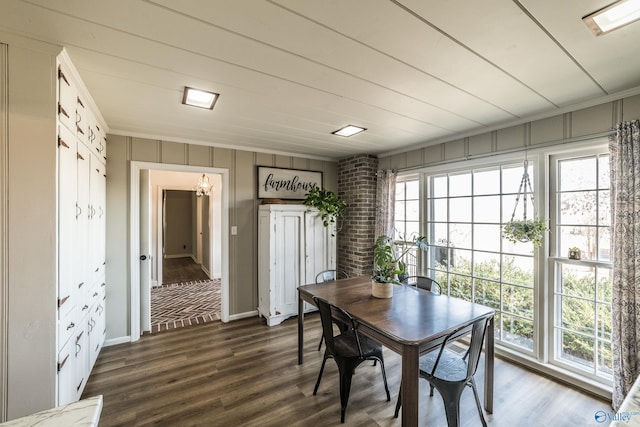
378 95 640 170
105 135 338 341
1 38 62 418
164 190 195 257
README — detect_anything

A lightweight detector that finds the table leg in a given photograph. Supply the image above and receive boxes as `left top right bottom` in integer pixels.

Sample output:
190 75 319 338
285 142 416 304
298 293 304 365
484 315 494 413
401 345 419 426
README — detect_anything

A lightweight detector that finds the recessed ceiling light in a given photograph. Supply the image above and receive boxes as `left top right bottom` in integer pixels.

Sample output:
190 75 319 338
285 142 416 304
332 125 366 137
182 87 219 109
583 0 640 36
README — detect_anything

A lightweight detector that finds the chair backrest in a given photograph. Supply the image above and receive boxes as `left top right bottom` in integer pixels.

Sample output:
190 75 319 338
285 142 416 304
403 275 442 294
315 269 349 283
464 316 491 378
313 296 361 356
429 315 491 380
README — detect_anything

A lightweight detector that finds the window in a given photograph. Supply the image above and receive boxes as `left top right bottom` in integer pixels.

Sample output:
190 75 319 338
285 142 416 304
425 164 536 352
394 143 613 387
394 176 420 276
550 153 612 380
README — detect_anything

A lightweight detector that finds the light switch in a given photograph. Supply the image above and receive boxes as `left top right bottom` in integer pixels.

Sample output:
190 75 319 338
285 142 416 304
231 226 237 235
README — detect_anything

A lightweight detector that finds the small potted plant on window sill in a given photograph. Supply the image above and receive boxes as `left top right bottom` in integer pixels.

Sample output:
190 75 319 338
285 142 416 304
568 247 582 260
371 234 428 298
502 218 548 249
303 186 347 236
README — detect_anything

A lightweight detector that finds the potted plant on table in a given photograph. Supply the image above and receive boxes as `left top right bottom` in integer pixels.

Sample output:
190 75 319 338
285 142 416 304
371 234 428 298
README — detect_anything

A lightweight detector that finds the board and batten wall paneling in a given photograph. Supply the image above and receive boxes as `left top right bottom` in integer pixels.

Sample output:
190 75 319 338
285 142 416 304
379 94 640 171
0 42 7 423
7 43 58 419
104 134 130 343
104 135 338 341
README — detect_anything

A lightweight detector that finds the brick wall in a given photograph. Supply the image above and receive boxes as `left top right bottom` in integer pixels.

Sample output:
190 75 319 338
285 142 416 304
337 154 378 277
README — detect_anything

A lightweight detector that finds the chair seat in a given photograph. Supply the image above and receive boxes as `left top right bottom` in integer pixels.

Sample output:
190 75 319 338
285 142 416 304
334 330 382 358
420 349 468 382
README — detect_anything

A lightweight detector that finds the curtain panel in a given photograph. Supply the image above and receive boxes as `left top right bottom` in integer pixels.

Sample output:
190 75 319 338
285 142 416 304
610 119 640 409
374 169 397 239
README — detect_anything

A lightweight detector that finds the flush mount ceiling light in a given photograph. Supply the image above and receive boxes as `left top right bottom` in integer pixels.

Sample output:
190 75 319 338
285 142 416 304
583 0 640 35
194 174 213 196
332 125 366 137
182 87 219 109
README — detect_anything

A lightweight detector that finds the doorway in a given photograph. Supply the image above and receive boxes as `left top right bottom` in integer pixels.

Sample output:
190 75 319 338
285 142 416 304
130 162 229 340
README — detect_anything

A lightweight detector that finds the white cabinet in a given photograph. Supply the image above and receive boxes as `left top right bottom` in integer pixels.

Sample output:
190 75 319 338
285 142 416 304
56 53 107 406
257 204 336 326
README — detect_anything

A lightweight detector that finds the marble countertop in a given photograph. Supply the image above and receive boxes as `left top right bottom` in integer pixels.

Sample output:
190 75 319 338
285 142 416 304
0 395 102 427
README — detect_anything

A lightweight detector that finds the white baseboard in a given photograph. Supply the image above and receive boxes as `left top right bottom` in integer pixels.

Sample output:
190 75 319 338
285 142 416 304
228 310 259 322
104 336 132 347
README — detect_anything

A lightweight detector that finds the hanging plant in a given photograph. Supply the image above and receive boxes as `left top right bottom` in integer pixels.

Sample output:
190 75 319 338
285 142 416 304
502 219 548 248
303 186 347 234
502 159 549 249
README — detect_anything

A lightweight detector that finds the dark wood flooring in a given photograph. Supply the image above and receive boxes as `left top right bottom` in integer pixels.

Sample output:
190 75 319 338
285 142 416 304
83 314 611 427
162 257 210 285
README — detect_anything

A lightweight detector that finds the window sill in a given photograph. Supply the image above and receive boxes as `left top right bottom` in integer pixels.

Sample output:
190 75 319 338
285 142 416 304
495 344 613 402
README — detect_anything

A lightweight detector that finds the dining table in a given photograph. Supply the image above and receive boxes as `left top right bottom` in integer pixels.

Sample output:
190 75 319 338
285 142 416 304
297 275 495 427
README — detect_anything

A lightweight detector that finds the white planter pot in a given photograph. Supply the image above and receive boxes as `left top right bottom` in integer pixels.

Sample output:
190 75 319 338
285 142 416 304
372 280 393 298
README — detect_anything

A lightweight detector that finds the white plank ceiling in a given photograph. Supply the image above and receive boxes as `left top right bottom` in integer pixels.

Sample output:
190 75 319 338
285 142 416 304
1 0 639 160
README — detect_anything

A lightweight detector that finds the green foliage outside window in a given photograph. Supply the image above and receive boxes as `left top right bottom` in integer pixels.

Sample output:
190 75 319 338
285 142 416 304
433 256 612 372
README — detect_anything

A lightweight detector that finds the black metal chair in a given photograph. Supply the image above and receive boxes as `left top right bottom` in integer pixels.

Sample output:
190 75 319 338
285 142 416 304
313 296 391 423
402 275 442 294
394 316 491 427
315 269 348 284
315 269 349 351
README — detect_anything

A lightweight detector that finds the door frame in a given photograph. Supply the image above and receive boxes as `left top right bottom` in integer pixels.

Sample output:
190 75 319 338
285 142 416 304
130 161 229 340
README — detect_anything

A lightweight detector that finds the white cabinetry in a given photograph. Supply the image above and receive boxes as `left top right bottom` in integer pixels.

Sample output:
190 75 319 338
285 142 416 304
257 204 336 326
56 53 107 406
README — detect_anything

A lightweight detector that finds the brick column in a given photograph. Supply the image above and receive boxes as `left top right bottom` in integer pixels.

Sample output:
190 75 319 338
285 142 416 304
337 154 378 277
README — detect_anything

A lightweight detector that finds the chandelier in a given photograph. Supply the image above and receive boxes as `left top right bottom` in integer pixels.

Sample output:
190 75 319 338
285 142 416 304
194 174 213 196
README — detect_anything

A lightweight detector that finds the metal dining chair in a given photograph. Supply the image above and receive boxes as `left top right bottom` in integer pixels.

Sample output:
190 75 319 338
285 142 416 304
313 296 391 423
394 316 491 427
402 275 442 294
315 269 349 351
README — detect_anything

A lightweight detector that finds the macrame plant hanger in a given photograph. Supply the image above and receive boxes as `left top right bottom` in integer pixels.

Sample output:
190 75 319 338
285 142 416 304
509 157 535 242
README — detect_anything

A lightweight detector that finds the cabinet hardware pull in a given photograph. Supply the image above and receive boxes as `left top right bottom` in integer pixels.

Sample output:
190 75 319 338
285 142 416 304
93 292 98 297
57 136 69 148
76 203 82 219
76 330 84 342
94 267 99 273
76 125 85 135
76 96 84 108
58 104 70 119
78 281 84 289
58 295 70 308
76 378 84 392
66 322 75 330
82 305 89 311
77 152 85 161
57 354 69 372
58 68 70 86
101 282 106 287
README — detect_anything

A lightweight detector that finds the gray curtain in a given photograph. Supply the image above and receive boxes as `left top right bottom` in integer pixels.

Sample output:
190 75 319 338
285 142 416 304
375 169 397 238
610 119 640 409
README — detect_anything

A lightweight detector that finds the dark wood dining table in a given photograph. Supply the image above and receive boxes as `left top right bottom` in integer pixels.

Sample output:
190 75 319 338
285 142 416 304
298 275 495 427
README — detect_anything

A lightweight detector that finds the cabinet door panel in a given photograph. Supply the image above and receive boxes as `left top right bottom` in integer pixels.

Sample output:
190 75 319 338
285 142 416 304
58 125 77 320
57 66 76 132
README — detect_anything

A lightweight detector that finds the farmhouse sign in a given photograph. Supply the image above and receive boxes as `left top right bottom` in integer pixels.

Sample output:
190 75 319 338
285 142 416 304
257 167 322 200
